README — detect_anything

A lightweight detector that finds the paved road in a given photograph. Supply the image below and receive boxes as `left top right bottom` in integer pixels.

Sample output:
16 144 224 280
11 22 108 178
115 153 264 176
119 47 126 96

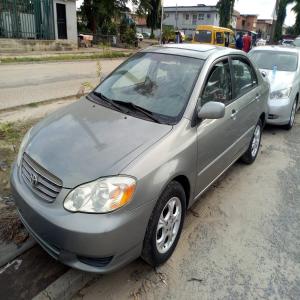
0 59 124 110
73 115 300 299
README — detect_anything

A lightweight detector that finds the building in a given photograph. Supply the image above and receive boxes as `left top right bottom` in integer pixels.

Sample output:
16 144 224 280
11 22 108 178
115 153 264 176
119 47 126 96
0 0 77 51
163 4 239 37
256 19 273 40
236 14 258 32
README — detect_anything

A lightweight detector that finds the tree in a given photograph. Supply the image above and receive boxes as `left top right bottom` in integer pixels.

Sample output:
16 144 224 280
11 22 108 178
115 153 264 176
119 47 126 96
136 0 161 38
80 0 129 34
292 0 300 35
216 0 235 28
274 0 291 42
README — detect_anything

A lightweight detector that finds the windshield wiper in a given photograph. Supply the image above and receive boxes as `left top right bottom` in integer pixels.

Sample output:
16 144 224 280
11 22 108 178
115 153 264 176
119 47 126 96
92 91 126 113
112 100 162 124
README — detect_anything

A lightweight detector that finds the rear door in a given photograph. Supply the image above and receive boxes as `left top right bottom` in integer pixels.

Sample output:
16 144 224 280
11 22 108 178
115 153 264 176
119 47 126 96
229 56 261 147
195 58 242 196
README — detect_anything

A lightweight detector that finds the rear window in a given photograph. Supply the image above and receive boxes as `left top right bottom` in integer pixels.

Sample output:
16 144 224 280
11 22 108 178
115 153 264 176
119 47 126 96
194 30 212 43
250 50 298 72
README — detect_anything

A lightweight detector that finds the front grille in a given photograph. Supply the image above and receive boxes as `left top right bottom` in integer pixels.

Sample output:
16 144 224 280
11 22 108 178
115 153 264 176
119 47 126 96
21 153 62 202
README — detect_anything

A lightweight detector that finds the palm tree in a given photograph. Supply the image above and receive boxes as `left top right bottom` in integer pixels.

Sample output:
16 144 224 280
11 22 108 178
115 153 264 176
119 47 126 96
216 0 235 28
292 0 300 35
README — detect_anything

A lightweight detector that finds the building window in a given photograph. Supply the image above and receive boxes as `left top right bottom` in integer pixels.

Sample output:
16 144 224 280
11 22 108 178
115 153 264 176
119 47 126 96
185 14 189 20
242 20 246 26
198 13 204 20
207 13 211 19
192 14 197 25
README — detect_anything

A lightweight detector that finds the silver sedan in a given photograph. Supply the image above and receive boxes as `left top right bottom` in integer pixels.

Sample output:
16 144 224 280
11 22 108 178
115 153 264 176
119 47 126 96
249 46 300 129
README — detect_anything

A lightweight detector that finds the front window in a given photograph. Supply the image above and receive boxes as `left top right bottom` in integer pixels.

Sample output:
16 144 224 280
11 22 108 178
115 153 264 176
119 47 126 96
194 30 212 43
93 53 203 124
250 50 298 72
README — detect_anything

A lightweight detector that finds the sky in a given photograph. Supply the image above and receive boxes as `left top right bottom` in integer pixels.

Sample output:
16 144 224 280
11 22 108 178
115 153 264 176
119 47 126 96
76 0 296 26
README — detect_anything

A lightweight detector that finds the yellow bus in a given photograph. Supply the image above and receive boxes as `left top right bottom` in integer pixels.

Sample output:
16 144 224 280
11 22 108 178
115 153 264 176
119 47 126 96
192 25 236 48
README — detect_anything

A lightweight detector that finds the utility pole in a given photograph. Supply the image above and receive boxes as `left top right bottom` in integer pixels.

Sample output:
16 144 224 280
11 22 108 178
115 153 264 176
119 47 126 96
270 0 280 44
175 3 178 29
160 0 164 44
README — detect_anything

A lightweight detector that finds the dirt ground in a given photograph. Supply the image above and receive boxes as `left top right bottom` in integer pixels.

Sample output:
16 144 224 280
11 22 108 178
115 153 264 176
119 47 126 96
73 113 300 300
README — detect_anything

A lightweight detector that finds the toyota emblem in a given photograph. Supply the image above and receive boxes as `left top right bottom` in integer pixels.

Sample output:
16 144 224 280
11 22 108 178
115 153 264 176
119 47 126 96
29 173 38 186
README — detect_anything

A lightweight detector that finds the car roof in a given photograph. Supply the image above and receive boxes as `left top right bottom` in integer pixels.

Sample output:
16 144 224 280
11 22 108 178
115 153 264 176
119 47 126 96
251 45 300 54
141 44 242 60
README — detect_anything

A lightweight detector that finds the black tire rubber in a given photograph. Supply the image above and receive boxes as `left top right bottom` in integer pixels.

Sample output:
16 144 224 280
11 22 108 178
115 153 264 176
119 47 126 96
141 181 186 267
241 119 262 165
284 99 297 130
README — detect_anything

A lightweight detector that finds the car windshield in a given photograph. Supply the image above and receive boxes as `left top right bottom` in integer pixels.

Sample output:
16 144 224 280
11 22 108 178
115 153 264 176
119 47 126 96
250 50 298 72
294 39 300 47
94 52 203 124
194 30 212 43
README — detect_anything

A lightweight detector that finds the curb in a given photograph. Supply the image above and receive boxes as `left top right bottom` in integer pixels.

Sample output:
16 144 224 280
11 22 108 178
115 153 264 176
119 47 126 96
0 237 36 268
33 269 97 300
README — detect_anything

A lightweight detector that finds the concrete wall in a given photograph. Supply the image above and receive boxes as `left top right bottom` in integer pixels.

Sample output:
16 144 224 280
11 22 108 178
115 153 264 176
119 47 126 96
53 0 77 43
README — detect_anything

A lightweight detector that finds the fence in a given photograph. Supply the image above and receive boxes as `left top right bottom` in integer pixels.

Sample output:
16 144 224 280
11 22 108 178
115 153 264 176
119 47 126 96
0 0 55 40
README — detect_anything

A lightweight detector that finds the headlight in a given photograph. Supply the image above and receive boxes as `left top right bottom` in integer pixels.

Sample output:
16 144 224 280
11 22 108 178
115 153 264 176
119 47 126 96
270 87 292 100
17 128 32 167
64 176 136 213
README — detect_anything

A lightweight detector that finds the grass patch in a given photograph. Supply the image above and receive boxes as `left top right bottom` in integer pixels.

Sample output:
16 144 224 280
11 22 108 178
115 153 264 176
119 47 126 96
0 120 39 244
0 51 132 64
26 102 39 108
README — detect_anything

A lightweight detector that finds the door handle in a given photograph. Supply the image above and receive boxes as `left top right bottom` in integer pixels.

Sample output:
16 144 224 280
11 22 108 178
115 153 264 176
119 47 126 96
231 109 238 120
255 94 261 101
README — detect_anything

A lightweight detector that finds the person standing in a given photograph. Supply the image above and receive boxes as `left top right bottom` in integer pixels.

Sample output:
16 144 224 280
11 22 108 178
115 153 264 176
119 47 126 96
236 32 243 50
243 32 252 53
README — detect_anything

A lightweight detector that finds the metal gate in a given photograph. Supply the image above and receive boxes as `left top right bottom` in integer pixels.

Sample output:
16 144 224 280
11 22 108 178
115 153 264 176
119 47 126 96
0 0 55 40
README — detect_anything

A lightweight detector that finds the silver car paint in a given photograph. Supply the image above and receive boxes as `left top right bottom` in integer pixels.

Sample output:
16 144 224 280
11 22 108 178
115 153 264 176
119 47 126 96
250 46 300 125
11 45 269 273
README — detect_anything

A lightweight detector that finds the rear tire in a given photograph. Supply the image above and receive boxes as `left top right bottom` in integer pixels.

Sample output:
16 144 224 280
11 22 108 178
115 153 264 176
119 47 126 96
141 181 186 267
241 119 262 164
284 99 297 130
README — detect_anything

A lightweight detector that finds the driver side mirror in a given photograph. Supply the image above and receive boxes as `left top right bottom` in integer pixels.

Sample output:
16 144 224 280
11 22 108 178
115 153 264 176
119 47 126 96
198 101 225 120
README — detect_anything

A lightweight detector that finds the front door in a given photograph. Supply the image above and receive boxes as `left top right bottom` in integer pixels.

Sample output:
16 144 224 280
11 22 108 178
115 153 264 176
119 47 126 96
56 3 67 39
195 58 241 196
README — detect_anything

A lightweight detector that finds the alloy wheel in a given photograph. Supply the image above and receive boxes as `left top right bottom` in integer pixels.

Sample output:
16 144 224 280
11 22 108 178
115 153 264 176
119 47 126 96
156 197 182 254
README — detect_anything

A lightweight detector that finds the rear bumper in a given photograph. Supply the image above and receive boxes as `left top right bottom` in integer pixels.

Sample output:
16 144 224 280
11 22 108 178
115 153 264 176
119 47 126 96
11 164 154 273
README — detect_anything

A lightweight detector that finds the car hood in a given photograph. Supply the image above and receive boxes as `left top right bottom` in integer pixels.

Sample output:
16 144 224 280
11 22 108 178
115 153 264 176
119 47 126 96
25 98 172 188
261 69 295 92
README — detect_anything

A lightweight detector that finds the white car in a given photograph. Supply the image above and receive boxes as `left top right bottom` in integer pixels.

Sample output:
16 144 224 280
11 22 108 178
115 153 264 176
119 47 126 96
249 46 300 129
136 33 143 41
294 37 300 47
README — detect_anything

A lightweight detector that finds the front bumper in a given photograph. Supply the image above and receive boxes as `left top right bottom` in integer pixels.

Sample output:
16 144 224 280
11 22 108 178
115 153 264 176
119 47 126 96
267 98 293 125
11 164 154 273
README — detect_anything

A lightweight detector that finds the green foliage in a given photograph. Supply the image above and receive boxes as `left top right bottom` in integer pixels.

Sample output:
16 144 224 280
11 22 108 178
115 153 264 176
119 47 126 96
136 0 161 37
216 0 235 28
80 0 129 33
292 0 300 35
123 28 137 45
162 25 175 41
274 0 291 42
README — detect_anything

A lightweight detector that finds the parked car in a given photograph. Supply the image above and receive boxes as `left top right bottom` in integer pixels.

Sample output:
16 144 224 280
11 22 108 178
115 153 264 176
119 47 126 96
136 33 143 41
142 32 150 39
249 46 300 129
281 39 295 46
256 39 267 47
293 37 300 47
11 44 268 273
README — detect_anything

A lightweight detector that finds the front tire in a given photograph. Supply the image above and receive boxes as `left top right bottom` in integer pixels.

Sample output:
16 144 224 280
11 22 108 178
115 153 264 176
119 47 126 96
284 99 297 130
241 119 262 164
141 181 186 267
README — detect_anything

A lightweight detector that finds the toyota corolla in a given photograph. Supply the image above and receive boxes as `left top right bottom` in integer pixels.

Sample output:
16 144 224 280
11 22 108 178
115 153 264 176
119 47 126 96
11 44 268 273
